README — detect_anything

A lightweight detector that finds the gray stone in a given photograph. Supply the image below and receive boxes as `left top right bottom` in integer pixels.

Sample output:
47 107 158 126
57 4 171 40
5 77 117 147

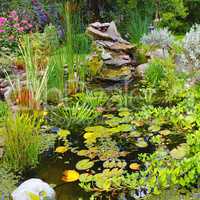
136 63 149 78
147 48 169 60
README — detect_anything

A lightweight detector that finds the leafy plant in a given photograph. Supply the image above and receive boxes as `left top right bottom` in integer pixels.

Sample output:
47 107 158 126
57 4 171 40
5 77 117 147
0 163 19 200
75 90 109 108
49 102 100 131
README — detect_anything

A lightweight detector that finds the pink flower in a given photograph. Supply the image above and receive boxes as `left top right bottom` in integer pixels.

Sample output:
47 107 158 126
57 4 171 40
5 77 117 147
13 16 19 21
9 11 17 17
13 23 20 28
0 29 5 33
0 17 7 26
18 27 24 32
21 20 28 24
28 24 33 28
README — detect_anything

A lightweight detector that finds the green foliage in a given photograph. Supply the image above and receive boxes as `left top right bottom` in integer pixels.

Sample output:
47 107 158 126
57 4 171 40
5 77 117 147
19 34 51 108
47 87 62 105
0 163 19 200
75 90 109 108
2 112 43 171
145 59 166 86
0 101 9 122
158 0 188 32
49 102 100 131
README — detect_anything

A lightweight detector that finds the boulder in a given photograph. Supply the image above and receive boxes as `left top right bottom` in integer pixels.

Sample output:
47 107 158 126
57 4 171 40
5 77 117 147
136 63 149 78
147 48 169 60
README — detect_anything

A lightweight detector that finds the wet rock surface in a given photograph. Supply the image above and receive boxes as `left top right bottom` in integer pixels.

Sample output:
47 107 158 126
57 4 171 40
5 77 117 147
87 21 137 82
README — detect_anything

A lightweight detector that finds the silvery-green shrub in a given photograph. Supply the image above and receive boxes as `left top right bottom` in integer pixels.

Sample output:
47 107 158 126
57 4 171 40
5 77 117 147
141 28 174 49
182 24 200 69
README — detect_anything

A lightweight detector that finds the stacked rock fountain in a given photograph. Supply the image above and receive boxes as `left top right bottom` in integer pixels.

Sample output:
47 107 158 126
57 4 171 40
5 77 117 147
87 21 137 82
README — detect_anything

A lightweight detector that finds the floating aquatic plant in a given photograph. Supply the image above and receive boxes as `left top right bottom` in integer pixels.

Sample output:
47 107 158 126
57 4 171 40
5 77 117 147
62 170 80 182
76 159 94 171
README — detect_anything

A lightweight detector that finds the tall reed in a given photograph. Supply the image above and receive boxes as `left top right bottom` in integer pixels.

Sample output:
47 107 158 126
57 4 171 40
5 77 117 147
19 34 51 107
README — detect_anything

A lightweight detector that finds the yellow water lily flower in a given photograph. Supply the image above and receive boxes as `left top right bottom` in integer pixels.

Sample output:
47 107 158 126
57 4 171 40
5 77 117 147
62 170 80 182
55 146 68 154
129 163 140 171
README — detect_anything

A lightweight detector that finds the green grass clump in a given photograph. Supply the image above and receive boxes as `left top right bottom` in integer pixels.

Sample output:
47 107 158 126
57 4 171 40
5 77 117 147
145 59 166 86
2 112 43 171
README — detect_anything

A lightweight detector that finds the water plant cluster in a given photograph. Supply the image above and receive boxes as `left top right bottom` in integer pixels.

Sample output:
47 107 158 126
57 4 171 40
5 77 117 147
0 1 200 200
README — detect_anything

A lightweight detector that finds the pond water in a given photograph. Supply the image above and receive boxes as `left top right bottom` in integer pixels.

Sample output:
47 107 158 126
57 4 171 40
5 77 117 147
29 153 200 200
35 155 90 200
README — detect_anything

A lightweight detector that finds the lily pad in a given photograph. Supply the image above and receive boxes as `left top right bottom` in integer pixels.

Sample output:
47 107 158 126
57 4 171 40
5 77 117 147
131 120 144 127
119 111 130 117
148 125 161 132
58 129 70 138
160 129 171 136
76 159 94 170
170 143 188 160
116 124 133 132
135 138 148 148
129 131 142 137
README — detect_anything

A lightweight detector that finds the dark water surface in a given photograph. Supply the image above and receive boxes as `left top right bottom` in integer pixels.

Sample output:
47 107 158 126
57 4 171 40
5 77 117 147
35 156 90 200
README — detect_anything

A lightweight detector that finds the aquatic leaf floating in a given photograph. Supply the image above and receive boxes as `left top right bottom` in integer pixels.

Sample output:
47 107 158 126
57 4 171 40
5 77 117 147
160 129 171 136
131 120 144 127
79 173 93 182
76 159 94 170
148 124 161 132
170 143 188 160
62 170 80 182
118 111 131 117
58 129 70 138
135 138 148 148
55 146 68 154
129 163 140 171
116 124 133 132
129 131 142 138
103 159 127 169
